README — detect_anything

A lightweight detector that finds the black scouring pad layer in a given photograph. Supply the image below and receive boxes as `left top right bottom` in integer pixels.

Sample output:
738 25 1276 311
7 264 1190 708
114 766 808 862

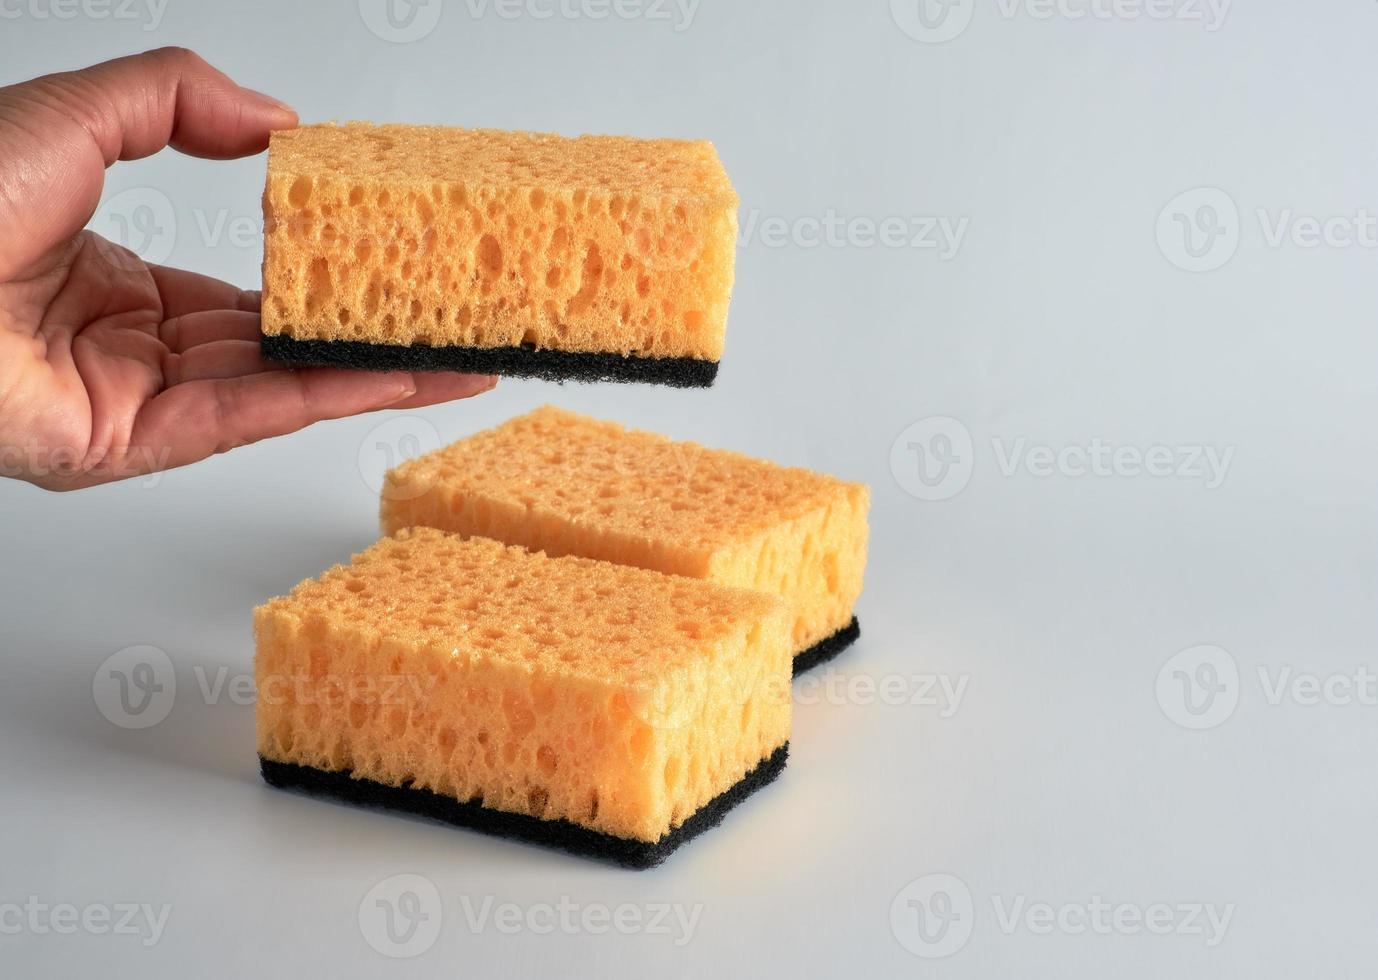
260 742 788 870
792 617 861 676
261 334 718 388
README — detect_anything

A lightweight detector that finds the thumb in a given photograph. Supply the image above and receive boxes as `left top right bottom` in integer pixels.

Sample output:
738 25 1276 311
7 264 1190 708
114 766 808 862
0 47 297 280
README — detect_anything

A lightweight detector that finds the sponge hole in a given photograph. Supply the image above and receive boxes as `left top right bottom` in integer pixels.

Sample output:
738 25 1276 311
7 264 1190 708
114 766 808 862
288 176 313 208
477 234 503 279
303 258 333 316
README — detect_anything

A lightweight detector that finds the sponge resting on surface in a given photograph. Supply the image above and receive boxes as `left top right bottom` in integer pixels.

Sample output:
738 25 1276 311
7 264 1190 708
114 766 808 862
254 528 792 848
382 406 870 661
791 617 861 676
260 744 787 870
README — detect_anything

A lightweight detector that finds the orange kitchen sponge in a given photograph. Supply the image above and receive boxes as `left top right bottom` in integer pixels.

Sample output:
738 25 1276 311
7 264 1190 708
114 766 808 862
255 528 791 867
260 123 738 387
381 406 870 673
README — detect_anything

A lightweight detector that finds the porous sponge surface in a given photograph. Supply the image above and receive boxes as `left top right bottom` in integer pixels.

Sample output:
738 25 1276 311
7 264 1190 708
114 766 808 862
382 406 870 653
261 123 738 360
254 528 791 843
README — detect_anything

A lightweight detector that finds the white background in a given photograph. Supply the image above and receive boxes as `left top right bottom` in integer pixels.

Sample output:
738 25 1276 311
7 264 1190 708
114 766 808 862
2 1 1376 976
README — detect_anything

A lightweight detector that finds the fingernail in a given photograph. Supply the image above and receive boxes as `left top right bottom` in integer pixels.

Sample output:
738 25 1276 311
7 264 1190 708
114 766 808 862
245 88 297 117
381 380 417 406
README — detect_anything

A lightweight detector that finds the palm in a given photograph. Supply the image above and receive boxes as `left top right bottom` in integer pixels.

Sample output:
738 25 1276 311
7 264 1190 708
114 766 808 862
3 229 274 485
0 48 493 491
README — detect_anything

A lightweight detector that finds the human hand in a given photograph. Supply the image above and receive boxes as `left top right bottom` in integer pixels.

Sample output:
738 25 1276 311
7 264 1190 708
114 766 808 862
0 47 495 491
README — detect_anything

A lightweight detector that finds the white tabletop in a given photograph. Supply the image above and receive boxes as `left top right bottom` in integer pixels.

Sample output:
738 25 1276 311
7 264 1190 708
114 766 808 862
3 3 1375 976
